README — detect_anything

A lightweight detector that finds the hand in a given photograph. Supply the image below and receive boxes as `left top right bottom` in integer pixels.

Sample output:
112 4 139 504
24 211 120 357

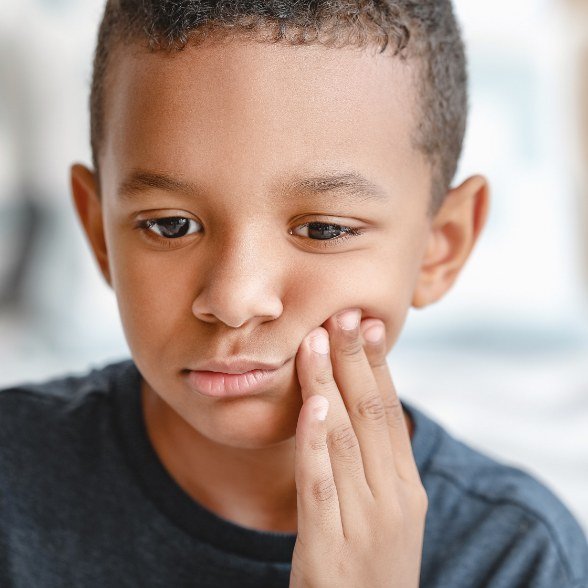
289 308 427 588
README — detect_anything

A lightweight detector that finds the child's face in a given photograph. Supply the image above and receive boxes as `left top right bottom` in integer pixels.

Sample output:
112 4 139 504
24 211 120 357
73 40 485 448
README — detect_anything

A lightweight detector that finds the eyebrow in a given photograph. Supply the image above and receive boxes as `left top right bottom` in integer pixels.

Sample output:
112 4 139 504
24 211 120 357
117 169 390 204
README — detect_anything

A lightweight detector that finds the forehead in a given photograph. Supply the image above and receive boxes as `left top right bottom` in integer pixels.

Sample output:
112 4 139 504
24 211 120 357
101 39 427 203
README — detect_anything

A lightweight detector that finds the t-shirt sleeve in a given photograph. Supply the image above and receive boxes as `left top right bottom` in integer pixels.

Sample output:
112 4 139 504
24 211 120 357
421 463 588 588
476 504 588 587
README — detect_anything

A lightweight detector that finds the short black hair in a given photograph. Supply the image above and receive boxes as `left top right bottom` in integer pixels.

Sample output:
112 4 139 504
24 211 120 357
90 0 468 217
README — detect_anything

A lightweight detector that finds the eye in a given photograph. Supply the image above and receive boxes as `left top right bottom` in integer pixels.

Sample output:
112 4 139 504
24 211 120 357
139 217 201 239
289 221 363 247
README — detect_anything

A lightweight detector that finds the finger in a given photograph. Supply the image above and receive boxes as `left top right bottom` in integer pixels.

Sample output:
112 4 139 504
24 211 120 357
326 309 397 495
296 328 372 535
294 393 343 542
360 319 420 481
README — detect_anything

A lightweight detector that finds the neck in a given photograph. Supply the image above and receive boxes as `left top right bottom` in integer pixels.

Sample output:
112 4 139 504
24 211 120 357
141 380 413 533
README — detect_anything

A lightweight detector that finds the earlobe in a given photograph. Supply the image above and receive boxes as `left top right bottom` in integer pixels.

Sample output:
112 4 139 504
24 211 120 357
70 163 112 287
411 175 490 309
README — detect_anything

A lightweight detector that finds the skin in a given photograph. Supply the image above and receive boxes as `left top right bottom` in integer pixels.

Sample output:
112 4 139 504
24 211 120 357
290 308 428 585
70 36 489 580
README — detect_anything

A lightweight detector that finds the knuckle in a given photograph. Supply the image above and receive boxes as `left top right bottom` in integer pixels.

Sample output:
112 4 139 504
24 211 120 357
309 435 328 453
312 366 333 388
401 480 428 517
384 497 405 525
383 395 405 429
311 475 337 503
339 337 364 361
328 423 359 454
354 394 387 422
369 356 389 370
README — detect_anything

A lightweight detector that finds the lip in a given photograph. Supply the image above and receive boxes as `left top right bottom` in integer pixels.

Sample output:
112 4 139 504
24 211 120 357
190 358 286 374
184 363 288 398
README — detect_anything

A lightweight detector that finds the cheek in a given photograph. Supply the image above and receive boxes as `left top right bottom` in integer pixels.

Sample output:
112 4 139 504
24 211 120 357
359 256 414 341
109 241 196 357
291 254 411 346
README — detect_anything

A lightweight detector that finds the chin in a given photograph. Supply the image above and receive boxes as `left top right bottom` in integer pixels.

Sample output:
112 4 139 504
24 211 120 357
187 395 301 449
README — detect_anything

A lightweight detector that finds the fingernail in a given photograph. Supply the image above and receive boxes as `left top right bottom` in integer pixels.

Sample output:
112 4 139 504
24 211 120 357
309 330 330 355
364 324 384 343
336 308 361 331
312 396 329 421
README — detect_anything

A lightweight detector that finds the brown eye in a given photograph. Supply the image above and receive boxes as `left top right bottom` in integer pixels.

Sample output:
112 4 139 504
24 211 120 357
143 217 201 239
290 222 363 243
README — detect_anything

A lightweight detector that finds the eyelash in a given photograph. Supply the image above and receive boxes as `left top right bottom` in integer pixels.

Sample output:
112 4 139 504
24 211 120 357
136 217 364 248
290 222 364 248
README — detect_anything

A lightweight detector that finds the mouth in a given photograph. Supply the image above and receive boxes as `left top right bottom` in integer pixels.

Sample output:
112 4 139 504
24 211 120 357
182 358 292 398
188 358 287 374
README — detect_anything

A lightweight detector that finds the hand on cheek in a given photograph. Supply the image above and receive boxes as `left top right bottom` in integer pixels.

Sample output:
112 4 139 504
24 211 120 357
290 309 427 588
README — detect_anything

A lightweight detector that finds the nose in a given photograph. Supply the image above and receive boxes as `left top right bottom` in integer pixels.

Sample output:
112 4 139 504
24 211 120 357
191 231 284 328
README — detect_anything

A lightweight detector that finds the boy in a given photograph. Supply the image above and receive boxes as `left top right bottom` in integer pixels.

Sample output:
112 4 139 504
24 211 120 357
1 0 587 586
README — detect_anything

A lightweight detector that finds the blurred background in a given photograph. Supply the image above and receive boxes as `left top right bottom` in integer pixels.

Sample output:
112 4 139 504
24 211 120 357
0 1 587 534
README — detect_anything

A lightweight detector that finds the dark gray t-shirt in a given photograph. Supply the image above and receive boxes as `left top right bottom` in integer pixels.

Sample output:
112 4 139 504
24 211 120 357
0 359 586 587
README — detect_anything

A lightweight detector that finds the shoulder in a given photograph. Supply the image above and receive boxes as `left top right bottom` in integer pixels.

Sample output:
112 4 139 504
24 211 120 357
406 402 588 587
0 358 134 402
0 359 135 444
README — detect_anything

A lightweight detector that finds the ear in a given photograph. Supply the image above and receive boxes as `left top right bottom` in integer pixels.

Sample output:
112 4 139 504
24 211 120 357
70 163 112 287
412 175 490 309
